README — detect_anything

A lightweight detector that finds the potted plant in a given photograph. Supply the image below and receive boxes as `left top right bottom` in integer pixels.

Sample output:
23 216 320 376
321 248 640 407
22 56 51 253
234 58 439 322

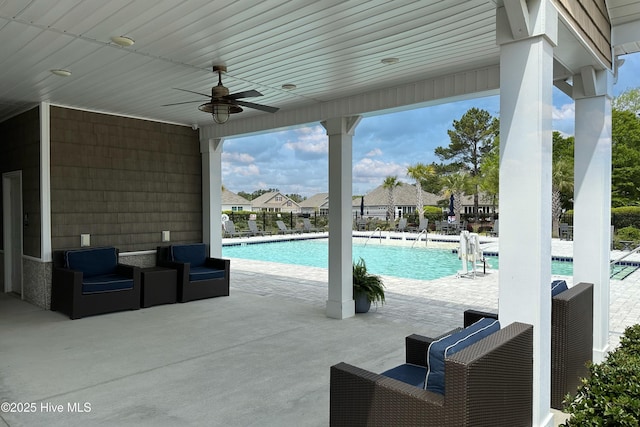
352 257 385 313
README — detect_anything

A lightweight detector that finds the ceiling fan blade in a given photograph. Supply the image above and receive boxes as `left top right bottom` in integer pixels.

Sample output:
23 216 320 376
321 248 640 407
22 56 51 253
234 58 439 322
227 89 262 99
234 99 279 113
161 100 207 106
173 87 210 97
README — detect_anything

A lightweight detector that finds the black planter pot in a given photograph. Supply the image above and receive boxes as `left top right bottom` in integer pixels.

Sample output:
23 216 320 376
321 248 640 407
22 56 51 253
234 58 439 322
354 293 371 313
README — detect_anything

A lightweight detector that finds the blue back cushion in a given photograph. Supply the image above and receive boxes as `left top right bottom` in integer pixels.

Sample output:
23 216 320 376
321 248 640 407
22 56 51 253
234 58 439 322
551 279 568 297
424 317 500 395
171 244 207 267
65 247 118 278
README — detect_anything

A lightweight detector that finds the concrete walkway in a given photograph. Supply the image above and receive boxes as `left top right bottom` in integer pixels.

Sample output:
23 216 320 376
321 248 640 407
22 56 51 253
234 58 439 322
1 234 639 426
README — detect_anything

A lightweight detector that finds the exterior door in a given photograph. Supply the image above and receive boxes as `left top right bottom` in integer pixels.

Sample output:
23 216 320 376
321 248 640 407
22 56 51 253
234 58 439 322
3 171 23 296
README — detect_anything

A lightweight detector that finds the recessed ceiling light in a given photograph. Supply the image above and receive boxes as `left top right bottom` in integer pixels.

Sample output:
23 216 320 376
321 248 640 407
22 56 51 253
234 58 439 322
50 69 71 77
381 57 400 65
111 36 135 47
282 83 297 90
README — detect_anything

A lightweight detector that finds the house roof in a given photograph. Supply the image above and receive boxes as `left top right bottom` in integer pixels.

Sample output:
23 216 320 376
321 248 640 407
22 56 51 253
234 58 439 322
221 189 251 206
354 183 445 207
299 193 329 209
251 192 301 208
1 2 637 134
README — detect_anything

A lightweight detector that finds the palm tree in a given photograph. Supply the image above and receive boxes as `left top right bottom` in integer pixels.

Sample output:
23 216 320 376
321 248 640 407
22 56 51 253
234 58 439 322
441 172 472 220
406 163 436 220
382 176 401 220
552 158 574 237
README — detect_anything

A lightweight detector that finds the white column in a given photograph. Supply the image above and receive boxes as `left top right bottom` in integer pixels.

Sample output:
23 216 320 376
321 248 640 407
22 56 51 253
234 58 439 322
322 116 361 319
573 68 612 362
201 137 224 258
40 102 52 262
497 3 556 426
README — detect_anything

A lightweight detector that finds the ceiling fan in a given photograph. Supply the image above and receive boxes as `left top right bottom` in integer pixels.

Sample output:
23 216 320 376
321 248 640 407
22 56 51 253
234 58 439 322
163 65 279 124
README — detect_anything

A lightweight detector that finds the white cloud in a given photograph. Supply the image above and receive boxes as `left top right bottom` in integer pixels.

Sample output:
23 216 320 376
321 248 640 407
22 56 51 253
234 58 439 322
353 158 407 181
283 126 328 156
222 151 255 163
365 148 382 157
552 103 575 121
222 163 260 177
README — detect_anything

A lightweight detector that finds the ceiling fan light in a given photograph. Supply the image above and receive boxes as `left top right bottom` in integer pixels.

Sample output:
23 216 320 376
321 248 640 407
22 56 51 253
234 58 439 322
213 104 230 124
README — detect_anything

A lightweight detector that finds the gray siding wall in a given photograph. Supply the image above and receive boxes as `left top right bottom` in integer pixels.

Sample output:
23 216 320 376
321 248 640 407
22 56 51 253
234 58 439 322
50 107 202 251
0 106 42 258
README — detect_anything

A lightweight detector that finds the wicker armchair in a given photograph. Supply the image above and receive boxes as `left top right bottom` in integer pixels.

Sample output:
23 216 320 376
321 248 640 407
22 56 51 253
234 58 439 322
156 244 230 303
51 247 141 319
463 281 593 409
330 322 533 427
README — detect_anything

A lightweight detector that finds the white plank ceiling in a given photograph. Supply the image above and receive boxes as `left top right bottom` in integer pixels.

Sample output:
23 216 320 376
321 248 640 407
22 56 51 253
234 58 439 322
0 0 639 128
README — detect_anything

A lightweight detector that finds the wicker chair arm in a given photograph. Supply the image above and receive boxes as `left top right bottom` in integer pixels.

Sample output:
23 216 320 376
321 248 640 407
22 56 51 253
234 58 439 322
463 309 498 328
204 257 230 271
330 362 446 426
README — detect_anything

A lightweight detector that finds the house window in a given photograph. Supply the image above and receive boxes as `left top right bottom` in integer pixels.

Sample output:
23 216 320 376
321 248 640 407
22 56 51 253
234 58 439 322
286 201 292 206
231 206 243 212
275 195 282 202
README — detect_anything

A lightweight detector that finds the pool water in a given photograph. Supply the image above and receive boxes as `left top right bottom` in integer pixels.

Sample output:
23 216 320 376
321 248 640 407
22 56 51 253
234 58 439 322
222 239 574 281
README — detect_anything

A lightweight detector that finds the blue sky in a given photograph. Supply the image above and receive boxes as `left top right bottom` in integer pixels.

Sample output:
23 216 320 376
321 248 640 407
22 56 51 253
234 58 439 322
223 52 640 198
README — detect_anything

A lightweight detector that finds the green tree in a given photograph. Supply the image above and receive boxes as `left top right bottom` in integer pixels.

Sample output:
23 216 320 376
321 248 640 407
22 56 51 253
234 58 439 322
406 163 436 220
478 140 499 216
552 131 575 216
441 172 472 220
435 108 499 216
552 158 574 237
382 176 401 220
612 87 640 116
612 109 640 207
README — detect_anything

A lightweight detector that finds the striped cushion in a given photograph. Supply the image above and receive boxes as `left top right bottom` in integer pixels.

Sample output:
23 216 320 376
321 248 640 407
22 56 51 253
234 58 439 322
424 317 500 395
551 280 568 297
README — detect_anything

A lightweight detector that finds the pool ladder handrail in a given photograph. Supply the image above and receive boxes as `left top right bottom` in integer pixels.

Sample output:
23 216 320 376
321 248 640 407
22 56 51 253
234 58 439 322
411 229 428 248
610 243 640 266
364 227 383 246
610 243 640 278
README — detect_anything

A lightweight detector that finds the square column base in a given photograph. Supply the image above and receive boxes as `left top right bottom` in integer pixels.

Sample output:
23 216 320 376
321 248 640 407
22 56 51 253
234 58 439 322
326 299 355 319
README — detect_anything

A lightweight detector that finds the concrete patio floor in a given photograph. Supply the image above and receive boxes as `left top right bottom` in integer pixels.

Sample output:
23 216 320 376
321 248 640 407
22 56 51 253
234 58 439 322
2 234 639 426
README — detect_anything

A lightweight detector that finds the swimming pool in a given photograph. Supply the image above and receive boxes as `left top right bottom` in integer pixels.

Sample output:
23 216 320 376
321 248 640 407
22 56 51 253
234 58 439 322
222 239 575 281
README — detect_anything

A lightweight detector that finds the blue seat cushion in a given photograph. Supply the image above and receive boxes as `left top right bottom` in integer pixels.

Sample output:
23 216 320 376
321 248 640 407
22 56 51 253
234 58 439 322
381 364 427 388
188 266 225 282
171 244 207 268
424 317 500 395
65 247 118 277
551 279 568 297
82 274 133 294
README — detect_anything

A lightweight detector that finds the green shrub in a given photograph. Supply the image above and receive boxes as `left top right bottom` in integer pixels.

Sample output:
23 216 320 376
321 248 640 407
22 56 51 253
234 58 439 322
423 206 444 226
614 226 640 250
613 207 640 230
562 324 640 426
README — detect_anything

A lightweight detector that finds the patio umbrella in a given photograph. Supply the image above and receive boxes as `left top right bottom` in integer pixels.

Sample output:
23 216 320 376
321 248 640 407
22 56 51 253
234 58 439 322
448 194 455 216
360 196 365 216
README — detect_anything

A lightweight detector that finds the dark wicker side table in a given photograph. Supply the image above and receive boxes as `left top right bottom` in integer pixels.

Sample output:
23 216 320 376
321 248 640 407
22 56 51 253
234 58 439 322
140 266 177 308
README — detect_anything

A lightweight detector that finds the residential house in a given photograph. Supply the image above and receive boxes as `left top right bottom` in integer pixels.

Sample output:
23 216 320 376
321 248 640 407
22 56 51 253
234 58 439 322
353 183 443 220
251 192 301 213
221 189 252 212
299 193 329 216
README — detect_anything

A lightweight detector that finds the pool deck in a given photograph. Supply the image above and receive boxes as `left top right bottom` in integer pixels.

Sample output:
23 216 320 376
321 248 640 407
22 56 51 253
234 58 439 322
1 232 639 426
